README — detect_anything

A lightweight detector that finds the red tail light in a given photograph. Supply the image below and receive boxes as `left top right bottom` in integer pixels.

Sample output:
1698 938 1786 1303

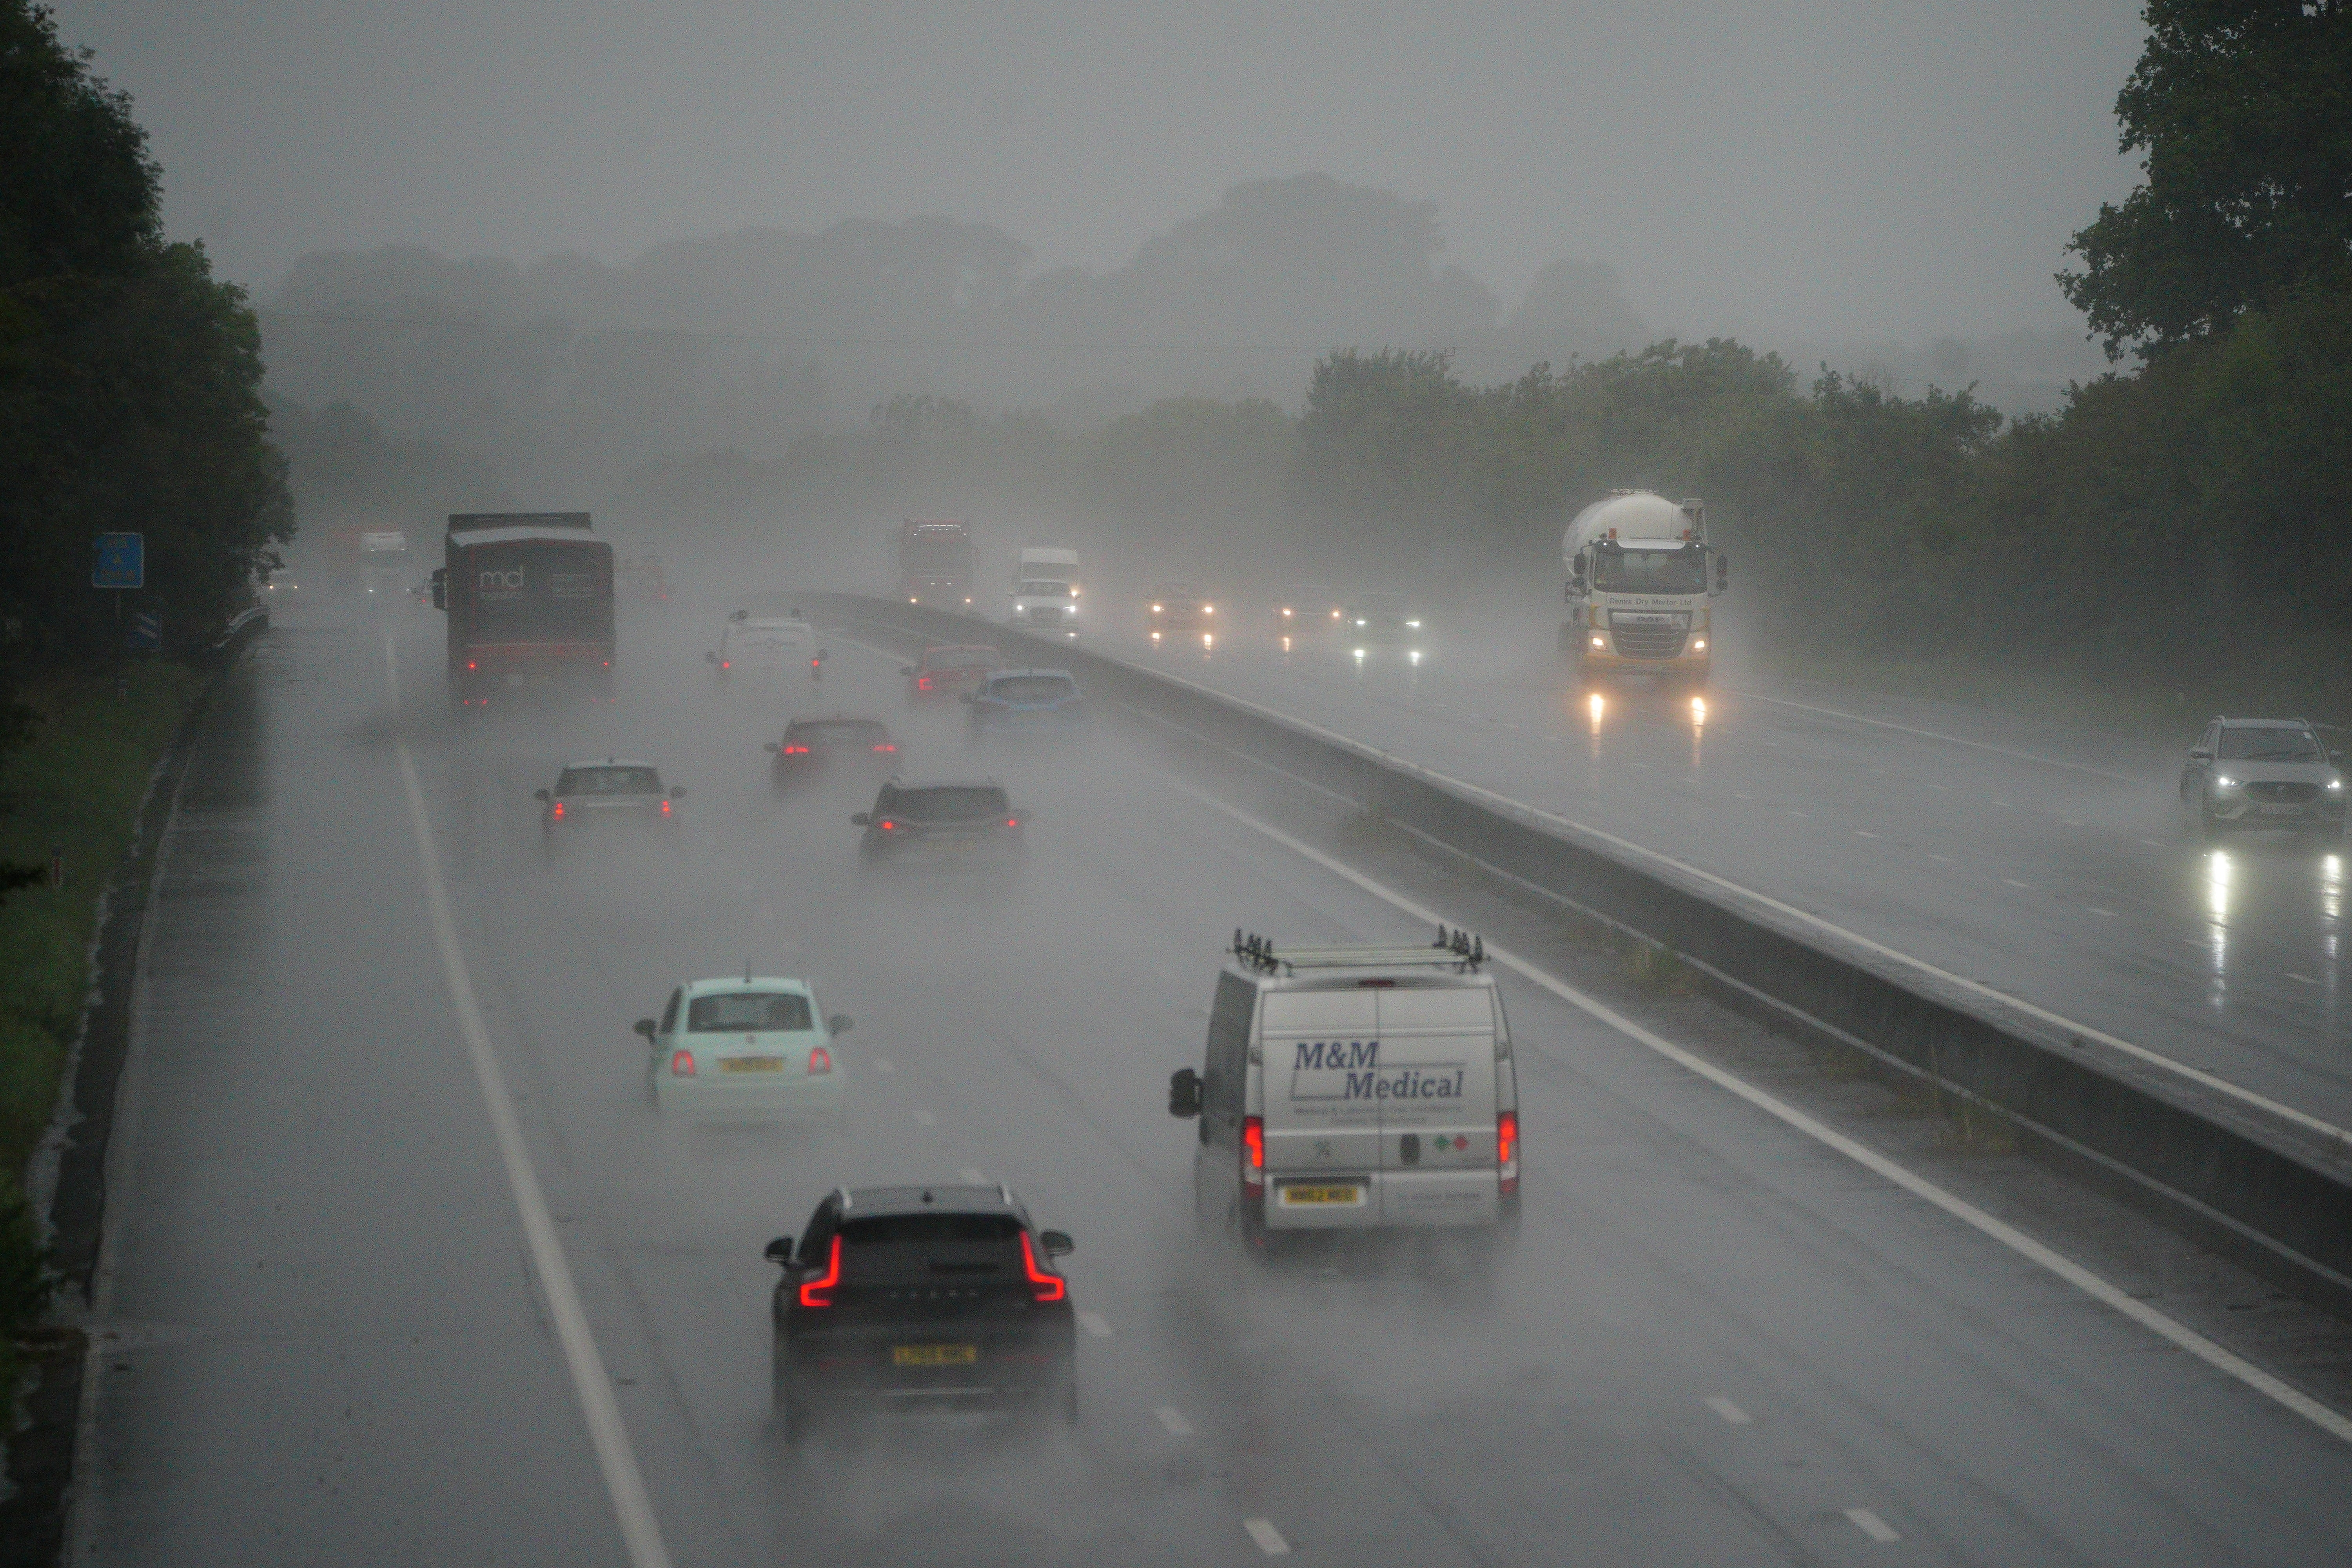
873 743 896 753
799 1235 842 1308
782 743 810 754
720 660 731 670
918 676 932 690
1005 817 1019 829
1498 1111 1519 1196
466 661 477 670
1019 1230 1066 1303
806 1045 832 1074
1242 1115 1265 1198
878 819 896 832
659 799 671 816
551 801 565 820
669 1048 695 1077
811 658 821 670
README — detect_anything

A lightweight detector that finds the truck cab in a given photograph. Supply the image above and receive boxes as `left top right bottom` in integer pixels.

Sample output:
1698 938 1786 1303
1561 491 1726 689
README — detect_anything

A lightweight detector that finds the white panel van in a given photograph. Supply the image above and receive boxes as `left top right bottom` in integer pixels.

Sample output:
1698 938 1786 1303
1169 930 1520 1256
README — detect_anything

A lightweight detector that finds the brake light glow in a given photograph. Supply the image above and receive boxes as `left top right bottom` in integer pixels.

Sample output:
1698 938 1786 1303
720 660 731 669
873 743 896 752
1019 1230 1066 1302
878 819 896 832
669 1048 695 1077
659 799 671 816
918 676 933 690
466 661 477 670
782 744 810 754
551 801 565 820
1242 1114 1265 1198
807 1045 833 1074
799 1235 842 1308
1498 1111 1519 1196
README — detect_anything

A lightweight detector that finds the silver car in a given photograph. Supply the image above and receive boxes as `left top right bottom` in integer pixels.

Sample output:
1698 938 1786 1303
2180 718 2346 842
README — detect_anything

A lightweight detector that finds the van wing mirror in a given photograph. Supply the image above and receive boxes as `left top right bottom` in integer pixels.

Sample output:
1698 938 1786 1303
1168 1067 1203 1118
429 568 447 610
633 1019 658 1042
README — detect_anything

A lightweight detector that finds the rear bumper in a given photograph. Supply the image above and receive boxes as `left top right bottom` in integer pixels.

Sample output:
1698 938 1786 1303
782 1324 1074 1405
1262 1170 1501 1231
655 1074 843 1123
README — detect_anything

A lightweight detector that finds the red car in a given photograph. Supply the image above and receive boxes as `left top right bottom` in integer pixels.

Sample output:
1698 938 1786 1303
903 644 1004 703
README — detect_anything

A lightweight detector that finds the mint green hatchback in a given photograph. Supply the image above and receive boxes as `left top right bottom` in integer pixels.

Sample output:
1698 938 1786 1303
637 977 850 1125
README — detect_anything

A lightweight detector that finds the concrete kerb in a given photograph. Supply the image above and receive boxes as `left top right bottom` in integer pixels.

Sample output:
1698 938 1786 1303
804 593 2352 1319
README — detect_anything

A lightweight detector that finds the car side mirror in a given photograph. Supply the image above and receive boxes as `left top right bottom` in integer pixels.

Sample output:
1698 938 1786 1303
851 812 871 826
1039 1230 1074 1258
763 741 779 754
534 789 551 802
670 786 687 799
2189 748 2213 762
763 1236 793 1266
633 1019 658 1042
827 1014 852 1036
1168 1067 1203 1118
704 652 718 664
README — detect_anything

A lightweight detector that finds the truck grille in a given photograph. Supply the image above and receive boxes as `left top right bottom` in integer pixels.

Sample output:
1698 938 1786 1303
1611 626 1688 659
2245 782 2318 803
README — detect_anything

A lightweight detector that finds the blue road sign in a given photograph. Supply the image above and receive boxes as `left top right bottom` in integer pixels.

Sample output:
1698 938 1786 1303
93 532 144 589
126 612 162 652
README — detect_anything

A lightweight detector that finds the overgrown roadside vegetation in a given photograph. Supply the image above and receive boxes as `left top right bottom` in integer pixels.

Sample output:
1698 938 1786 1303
0 663 202 1387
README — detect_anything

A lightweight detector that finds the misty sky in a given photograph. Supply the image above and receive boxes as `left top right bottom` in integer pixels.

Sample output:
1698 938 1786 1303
56 1 2147 344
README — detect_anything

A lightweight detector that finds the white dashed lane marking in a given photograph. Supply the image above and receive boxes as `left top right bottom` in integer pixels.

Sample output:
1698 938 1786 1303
1243 1519 1291 1556
1855 831 1878 839
1845 1508 1901 1544
1078 1311 1113 1338
1927 853 1953 863
2287 973 2316 985
2004 879 2031 889
2088 906 2118 918
1704 1396 1752 1426
1154 1405 1193 1437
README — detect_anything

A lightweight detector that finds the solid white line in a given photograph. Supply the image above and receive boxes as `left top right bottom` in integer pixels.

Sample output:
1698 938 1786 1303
1167 781 2352 1448
1079 1310 1114 1338
1243 1518 1291 1555
1729 690 2137 782
1704 1396 1752 1426
385 637 673 1568
1155 1405 1194 1437
1844 1508 1901 1544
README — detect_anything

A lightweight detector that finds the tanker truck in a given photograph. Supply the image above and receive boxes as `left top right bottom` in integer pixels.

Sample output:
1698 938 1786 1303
1559 491 1726 687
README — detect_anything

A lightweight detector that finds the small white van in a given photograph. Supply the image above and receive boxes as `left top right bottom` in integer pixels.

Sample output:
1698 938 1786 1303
1169 929 1520 1254
707 610 817 682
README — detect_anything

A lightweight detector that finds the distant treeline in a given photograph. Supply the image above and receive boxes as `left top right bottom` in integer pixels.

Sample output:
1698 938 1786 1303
1 3 290 674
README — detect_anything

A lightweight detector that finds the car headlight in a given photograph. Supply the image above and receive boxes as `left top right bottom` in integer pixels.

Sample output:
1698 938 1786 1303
1405 620 1421 629
2330 778 2343 791
1355 619 1367 627
1152 604 1162 613
1203 604 1215 614
2214 776 2238 789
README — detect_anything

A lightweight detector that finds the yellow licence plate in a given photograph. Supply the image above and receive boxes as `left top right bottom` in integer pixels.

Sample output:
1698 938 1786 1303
1281 1185 1363 1206
719 1057 785 1073
892 1343 978 1367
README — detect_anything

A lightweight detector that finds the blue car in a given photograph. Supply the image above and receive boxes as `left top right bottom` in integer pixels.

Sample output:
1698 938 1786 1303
965 669 1090 741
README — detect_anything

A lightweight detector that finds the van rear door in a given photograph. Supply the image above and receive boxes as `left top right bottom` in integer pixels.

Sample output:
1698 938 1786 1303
1259 989 1382 1226
1373 985 1498 1226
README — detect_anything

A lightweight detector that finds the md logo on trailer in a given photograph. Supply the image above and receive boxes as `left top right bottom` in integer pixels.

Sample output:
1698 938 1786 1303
478 567 525 596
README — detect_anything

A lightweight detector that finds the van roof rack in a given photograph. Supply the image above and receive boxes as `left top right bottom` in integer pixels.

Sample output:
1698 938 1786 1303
1230 924 1485 976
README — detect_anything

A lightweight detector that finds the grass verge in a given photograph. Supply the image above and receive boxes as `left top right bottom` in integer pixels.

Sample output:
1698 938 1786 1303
0 662 205 1389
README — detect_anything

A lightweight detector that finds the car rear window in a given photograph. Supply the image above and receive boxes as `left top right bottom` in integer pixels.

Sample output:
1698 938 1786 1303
890 786 1011 821
987 676 1077 703
557 766 662 796
686 991 813 1033
786 721 887 747
838 1213 1023 1281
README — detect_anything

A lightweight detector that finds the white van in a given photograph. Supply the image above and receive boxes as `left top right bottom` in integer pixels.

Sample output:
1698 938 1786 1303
1169 929 1519 1254
707 610 818 682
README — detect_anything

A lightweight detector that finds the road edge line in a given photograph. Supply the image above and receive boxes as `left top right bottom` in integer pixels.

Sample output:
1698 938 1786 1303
385 635 675 1567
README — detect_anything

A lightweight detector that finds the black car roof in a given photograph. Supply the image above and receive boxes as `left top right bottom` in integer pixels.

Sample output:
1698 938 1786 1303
836 1183 1026 1220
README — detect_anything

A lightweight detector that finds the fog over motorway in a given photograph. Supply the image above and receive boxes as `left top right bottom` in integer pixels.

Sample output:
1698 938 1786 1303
70 595 2352 1566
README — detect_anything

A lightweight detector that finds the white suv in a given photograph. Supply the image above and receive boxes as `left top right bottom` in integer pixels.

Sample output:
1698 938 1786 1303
1169 929 1519 1258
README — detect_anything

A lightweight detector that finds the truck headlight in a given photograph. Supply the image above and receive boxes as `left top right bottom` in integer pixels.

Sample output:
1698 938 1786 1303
2330 778 2343 791
1590 635 1604 649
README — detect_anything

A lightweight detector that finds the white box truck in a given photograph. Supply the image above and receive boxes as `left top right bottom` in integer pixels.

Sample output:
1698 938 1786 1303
1008 546 1080 637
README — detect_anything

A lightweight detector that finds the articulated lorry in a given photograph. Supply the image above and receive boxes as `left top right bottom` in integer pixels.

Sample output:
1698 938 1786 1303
1560 491 1726 687
431 512 614 708
1008 546 1081 635
897 520 976 610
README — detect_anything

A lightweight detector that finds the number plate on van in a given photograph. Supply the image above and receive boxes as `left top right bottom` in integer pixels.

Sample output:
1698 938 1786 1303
1279 1183 1365 1207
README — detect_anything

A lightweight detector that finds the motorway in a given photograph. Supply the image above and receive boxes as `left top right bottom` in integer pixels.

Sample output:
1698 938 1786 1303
1080 609 2350 1141
70 596 2352 1565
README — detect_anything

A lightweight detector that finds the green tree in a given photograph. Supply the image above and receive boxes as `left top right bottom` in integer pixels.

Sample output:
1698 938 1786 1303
2061 0 2352 355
